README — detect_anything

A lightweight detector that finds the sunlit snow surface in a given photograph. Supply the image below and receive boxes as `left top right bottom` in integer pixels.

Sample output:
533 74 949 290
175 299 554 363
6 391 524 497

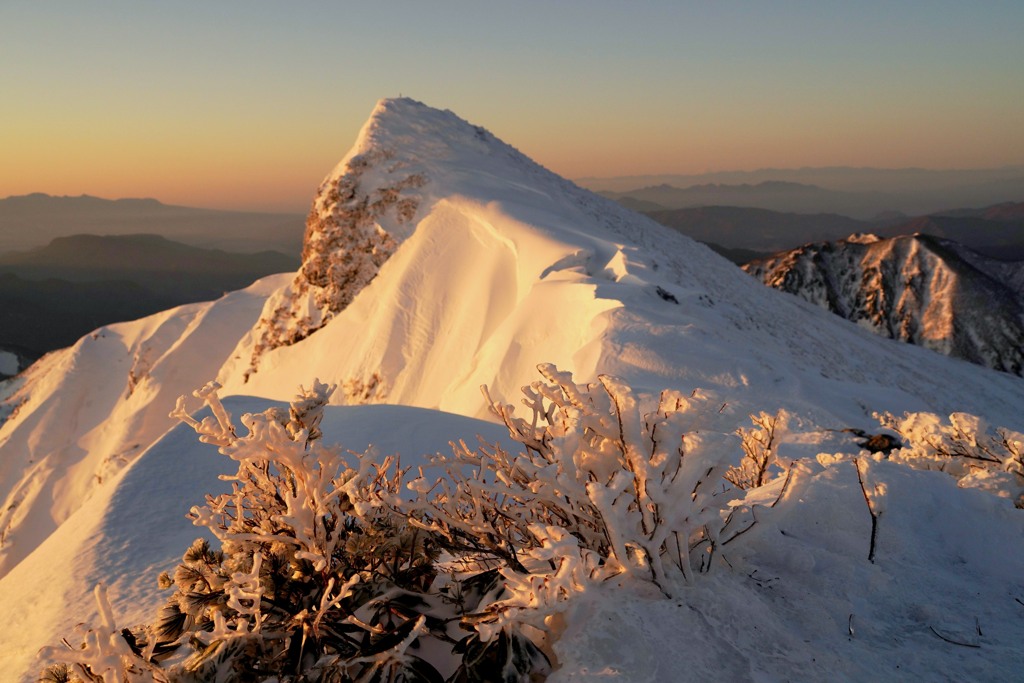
551 459 1024 681
2 98 1024 681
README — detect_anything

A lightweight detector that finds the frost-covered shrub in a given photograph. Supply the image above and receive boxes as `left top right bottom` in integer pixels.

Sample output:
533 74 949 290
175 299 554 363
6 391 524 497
44 381 454 682
43 380 548 683
44 367 768 682
245 152 427 379
39 584 167 683
877 411 1024 506
342 372 388 405
726 411 789 490
400 364 747 620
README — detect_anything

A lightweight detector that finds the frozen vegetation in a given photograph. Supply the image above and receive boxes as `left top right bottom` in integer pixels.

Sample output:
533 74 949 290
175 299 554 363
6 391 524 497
1 99 1023 681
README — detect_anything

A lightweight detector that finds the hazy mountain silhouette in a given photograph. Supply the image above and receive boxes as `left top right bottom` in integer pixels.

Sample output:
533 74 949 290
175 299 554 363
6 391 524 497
645 202 1024 259
0 273 167 356
579 165 1024 209
0 234 298 357
0 233 296 284
646 205 868 253
601 181 897 219
0 193 304 256
886 203 1024 259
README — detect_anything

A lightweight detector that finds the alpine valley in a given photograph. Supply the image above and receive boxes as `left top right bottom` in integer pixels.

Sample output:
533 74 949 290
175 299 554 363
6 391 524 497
2 100 1023 682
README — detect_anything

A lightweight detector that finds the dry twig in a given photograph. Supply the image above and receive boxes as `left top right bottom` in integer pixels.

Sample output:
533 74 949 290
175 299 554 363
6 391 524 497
853 458 879 564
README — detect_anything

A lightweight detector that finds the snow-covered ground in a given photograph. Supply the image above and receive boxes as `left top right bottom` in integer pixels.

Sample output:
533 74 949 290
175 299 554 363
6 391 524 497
7 396 1023 682
2 98 1023 681
0 274 292 577
551 454 1024 681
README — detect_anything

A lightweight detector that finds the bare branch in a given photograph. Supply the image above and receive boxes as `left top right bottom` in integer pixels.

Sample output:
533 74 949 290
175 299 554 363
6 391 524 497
854 458 879 564
928 626 981 648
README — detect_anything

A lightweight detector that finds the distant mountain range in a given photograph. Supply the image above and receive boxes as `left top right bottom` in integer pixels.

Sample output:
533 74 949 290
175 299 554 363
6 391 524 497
646 205 868 255
602 181 897 219
590 167 1024 219
0 233 296 286
0 193 305 256
0 234 297 356
578 165 1024 191
745 233 1024 376
888 211 1024 260
645 201 1024 261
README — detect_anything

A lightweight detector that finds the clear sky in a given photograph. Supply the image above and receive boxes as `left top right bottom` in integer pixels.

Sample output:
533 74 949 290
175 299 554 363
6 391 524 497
2 1 1022 211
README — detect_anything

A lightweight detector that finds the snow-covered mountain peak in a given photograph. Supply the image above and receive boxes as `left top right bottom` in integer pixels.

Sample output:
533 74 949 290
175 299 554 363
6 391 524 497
334 98 530 184
244 97 680 380
844 232 881 244
745 233 1024 375
250 99 563 369
208 99 1024 426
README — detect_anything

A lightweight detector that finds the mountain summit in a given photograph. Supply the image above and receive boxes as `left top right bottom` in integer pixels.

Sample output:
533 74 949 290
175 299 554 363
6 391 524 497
244 97 658 381
220 99 1024 424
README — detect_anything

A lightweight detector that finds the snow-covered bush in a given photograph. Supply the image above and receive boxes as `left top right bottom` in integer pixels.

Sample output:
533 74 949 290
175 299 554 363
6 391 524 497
877 410 1024 506
44 366 769 682
42 379 552 682
726 410 789 490
245 151 426 379
39 584 167 683
44 380 461 682
397 363 749 647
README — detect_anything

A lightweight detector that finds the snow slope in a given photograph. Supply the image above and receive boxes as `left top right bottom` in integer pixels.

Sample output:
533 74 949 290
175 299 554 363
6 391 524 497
0 274 291 576
550 456 1024 682
2 98 1024 681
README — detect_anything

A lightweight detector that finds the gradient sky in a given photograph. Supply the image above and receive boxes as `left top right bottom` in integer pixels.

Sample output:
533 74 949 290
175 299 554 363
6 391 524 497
2 1 1022 211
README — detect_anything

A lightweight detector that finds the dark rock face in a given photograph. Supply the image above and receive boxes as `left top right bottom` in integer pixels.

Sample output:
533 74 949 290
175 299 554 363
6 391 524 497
745 234 1024 376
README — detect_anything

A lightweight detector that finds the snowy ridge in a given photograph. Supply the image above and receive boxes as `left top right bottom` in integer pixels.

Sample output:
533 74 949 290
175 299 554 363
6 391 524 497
248 99 594 371
744 233 1024 375
227 100 1024 426
2 98 1024 681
